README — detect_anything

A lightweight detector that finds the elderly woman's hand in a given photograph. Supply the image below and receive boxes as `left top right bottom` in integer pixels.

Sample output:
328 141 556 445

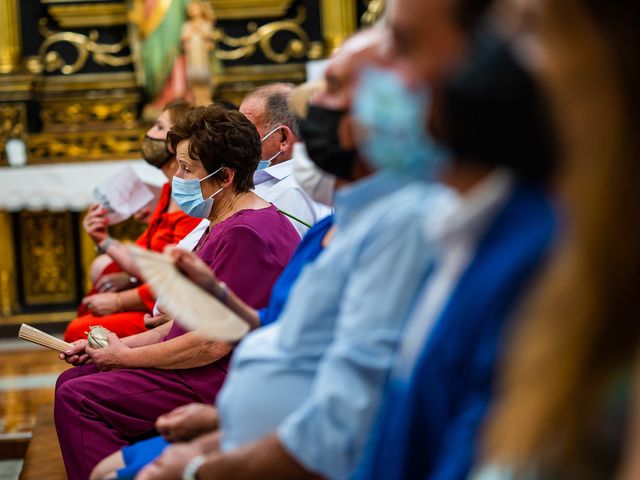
166 247 218 294
86 333 132 371
83 203 109 245
59 339 91 366
82 292 120 316
156 403 219 442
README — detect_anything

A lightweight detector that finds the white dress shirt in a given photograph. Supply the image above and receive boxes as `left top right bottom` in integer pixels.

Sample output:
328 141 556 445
393 169 515 378
253 159 333 237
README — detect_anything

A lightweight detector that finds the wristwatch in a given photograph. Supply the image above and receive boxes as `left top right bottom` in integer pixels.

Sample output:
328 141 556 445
218 281 228 304
95 236 114 254
182 455 206 480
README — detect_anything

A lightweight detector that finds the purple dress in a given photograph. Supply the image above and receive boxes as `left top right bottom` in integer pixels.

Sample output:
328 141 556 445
54 205 299 480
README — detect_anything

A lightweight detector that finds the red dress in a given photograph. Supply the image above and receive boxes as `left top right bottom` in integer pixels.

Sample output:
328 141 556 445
65 183 201 341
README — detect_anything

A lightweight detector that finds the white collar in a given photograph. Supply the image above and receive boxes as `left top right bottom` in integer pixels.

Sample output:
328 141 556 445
253 159 293 184
427 168 514 246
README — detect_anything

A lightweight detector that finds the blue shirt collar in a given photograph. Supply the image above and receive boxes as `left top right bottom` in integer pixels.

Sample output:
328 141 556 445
334 172 404 227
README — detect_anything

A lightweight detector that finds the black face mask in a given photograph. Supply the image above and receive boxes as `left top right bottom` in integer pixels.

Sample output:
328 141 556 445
141 135 173 168
437 33 557 183
299 106 358 181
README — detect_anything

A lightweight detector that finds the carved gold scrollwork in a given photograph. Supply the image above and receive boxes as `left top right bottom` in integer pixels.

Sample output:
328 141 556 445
27 129 144 163
215 6 315 63
38 18 133 75
19 211 78 305
41 101 138 130
0 104 24 138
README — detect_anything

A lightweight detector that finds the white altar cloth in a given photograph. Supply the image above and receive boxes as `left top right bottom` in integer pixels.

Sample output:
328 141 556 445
0 160 167 212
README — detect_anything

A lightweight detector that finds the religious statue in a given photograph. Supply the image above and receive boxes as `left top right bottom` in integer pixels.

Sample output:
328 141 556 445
182 1 220 106
130 0 221 119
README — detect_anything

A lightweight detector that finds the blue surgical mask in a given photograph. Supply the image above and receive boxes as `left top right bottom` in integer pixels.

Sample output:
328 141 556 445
172 166 224 218
256 126 284 171
352 67 449 180
256 150 282 171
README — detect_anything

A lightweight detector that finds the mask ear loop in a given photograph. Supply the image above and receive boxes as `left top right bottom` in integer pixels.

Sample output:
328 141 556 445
260 127 287 168
264 150 283 164
260 126 283 143
199 166 225 199
199 165 224 183
206 187 224 200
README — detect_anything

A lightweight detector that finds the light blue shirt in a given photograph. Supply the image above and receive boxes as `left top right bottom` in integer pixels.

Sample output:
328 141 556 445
216 172 457 479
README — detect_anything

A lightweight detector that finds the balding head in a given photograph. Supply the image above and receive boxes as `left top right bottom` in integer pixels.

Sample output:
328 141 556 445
314 28 387 112
240 83 300 163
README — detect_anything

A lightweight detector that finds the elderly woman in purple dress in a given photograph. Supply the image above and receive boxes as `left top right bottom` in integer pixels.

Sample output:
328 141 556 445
54 105 300 480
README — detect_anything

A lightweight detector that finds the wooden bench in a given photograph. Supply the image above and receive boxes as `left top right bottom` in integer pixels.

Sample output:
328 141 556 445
19 404 67 480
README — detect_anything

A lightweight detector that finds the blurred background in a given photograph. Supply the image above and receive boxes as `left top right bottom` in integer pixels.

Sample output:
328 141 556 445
0 0 379 473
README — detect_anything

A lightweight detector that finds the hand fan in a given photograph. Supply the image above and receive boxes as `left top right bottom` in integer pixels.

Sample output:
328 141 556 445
18 324 73 352
127 244 249 342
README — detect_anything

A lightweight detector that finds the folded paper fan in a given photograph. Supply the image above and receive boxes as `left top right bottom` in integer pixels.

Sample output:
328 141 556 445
19 324 73 352
127 244 249 342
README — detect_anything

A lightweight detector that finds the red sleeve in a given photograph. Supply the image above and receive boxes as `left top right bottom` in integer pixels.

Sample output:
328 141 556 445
137 283 156 311
170 214 202 244
135 183 171 248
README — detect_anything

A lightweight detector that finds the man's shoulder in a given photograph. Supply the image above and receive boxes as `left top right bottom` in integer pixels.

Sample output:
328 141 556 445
362 181 458 227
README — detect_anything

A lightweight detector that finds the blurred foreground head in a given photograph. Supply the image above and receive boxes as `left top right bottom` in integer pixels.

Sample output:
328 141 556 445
482 0 640 476
298 28 387 182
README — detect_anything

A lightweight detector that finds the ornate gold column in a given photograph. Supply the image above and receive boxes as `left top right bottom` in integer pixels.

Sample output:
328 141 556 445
0 212 16 318
0 0 22 73
321 0 357 54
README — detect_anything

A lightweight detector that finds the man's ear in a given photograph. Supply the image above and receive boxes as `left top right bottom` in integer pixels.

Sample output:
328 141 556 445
280 126 296 158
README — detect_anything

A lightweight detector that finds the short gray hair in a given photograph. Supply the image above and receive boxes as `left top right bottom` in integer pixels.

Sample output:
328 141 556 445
245 83 301 139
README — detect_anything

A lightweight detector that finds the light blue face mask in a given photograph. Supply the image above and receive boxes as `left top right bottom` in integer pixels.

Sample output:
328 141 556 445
352 67 449 180
256 126 284 171
172 166 224 219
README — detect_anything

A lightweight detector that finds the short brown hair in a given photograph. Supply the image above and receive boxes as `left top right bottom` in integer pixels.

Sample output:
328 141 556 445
163 99 193 124
167 105 261 192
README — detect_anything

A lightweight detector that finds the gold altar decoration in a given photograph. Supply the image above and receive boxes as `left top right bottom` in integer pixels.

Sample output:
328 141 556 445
35 71 139 99
38 19 133 76
210 0 295 20
36 72 142 132
19 212 77 305
321 0 357 53
0 0 22 73
215 6 322 64
27 129 145 164
0 213 16 317
215 63 305 105
0 104 26 165
48 3 129 28
0 74 33 101
40 98 139 131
